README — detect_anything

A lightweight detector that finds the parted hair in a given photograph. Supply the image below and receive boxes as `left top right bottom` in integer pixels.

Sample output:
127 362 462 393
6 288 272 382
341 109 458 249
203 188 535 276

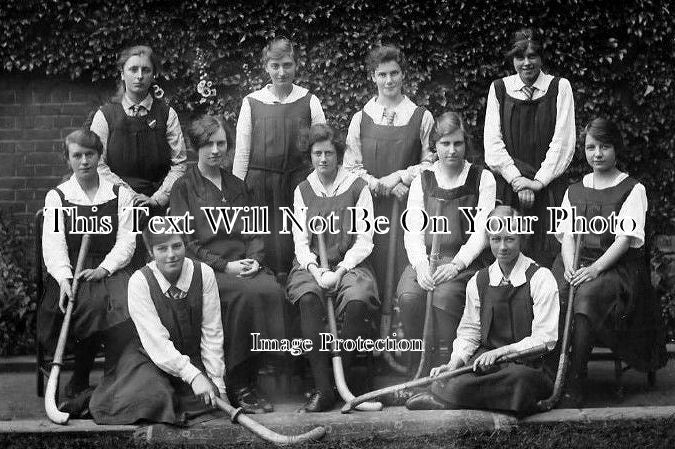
429 111 473 155
583 118 625 154
366 44 407 74
297 123 346 164
505 28 544 61
113 45 163 101
63 129 103 159
142 217 185 254
261 37 296 65
187 113 235 152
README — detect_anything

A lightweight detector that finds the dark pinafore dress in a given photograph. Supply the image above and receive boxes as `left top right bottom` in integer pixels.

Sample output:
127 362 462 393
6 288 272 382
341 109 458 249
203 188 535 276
100 100 172 268
494 78 565 267
286 176 379 317
397 165 490 353
100 101 171 199
553 177 667 372
91 262 218 425
38 185 130 353
360 106 426 296
246 93 313 275
431 263 554 414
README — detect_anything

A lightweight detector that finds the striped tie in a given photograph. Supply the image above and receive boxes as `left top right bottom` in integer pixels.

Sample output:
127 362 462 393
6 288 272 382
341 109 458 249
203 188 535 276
522 85 536 101
167 285 186 300
383 108 396 126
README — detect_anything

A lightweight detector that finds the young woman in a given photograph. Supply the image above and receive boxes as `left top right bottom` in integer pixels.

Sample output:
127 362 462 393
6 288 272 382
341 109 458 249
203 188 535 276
233 37 326 276
170 114 286 414
483 28 575 267
287 124 378 412
90 224 225 425
406 206 559 415
397 112 495 370
89 45 187 212
344 44 435 297
555 118 667 406
40 129 135 408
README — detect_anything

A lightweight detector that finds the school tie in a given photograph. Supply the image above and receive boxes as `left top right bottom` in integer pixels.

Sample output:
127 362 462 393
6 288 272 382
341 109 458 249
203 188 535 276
167 285 186 300
383 108 396 126
499 276 511 287
130 104 147 117
521 85 536 101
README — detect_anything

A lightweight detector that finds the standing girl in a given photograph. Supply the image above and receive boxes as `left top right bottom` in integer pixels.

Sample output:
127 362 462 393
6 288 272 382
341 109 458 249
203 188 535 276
555 118 667 406
344 44 435 296
483 28 575 267
89 45 187 215
233 37 326 276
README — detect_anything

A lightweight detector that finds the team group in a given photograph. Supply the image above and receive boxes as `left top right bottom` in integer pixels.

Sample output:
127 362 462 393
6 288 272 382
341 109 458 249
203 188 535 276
39 29 667 424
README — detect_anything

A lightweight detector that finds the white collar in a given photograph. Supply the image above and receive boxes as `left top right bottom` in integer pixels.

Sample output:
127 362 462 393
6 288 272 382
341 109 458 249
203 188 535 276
306 166 356 197
148 257 194 295
60 174 116 204
488 253 535 287
512 71 548 92
122 93 153 111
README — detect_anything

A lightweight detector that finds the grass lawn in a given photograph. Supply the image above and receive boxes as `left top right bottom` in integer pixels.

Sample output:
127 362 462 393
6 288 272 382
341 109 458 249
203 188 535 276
2 419 675 449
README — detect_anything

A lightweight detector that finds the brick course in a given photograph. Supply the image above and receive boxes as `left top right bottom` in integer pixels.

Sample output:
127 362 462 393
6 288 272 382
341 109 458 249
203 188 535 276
0 75 109 240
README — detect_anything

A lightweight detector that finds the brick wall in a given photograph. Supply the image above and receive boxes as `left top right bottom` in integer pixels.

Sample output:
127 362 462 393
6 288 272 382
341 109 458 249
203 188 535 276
0 74 111 238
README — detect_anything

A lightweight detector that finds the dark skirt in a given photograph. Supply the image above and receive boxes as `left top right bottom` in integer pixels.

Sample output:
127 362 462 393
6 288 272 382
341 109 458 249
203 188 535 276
246 166 310 274
496 176 565 268
90 336 219 425
396 257 477 315
38 262 130 353
371 196 407 300
286 261 380 317
216 269 287 370
552 254 667 372
430 359 553 415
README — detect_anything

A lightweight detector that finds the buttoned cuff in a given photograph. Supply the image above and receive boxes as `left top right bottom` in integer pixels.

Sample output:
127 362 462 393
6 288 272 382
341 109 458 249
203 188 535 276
397 169 412 186
337 261 354 272
180 363 202 386
303 256 319 271
366 175 379 191
534 170 553 188
413 258 429 273
151 191 169 207
502 165 522 184
211 376 226 395
54 270 73 286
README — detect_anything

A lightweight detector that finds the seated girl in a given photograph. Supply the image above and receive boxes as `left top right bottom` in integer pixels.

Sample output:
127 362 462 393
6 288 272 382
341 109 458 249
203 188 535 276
41 129 135 410
170 114 286 414
397 111 495 370
555 118 667 406
406 206 559 416
90 222 225 424
287 124 379 412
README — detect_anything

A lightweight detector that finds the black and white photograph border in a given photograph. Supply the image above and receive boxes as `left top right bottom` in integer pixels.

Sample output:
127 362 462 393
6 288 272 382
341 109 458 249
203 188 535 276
0 0 674 448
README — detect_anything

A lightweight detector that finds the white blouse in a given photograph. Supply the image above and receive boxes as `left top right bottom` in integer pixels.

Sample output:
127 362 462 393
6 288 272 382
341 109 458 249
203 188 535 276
404 162 496 270
555 172 647 247
450 253 559 366
344 96 435 189
127 258 226 393
42 174 136 284
292 166 374 271
483 71 575 186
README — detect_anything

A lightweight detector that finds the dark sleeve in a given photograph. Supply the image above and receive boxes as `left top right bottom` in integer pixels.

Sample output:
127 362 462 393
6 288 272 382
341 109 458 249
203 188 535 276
240 181 266 263
169 178 229 272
